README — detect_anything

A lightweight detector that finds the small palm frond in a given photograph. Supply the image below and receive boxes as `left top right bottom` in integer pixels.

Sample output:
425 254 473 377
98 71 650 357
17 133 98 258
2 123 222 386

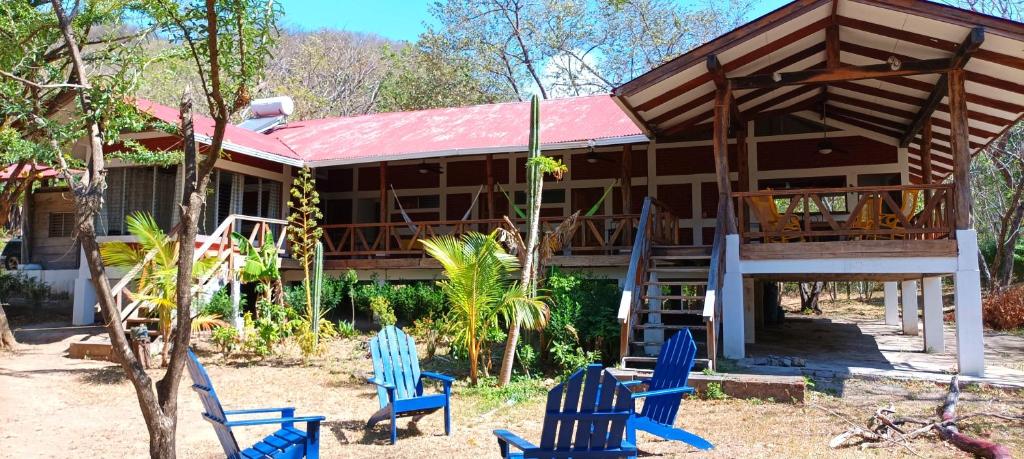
100 241 145 268
192 313 229 332
540 211 580 262
124 212 175 266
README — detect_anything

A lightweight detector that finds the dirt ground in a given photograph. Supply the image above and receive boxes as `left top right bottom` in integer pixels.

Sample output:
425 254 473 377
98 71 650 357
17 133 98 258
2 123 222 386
2 312 1024 458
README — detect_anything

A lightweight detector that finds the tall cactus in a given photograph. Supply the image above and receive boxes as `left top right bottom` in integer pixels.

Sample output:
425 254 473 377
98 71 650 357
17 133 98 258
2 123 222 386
311 241 324 343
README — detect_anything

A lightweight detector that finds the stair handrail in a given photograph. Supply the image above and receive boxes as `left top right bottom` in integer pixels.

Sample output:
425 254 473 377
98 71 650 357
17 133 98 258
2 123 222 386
617 196 677 365
113 214 288 326
701 197 731 371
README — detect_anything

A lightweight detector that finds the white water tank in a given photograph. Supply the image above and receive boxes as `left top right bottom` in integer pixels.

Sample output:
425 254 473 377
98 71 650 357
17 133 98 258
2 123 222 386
250 96 294 118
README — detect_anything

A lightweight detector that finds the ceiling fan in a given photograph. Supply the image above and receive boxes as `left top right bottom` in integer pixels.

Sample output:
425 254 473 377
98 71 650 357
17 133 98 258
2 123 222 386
817 103 850 155
416 161 443 175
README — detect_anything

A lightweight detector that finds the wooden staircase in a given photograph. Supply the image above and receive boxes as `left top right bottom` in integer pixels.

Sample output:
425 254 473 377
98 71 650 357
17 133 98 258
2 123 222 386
618 197 728 372
622 245 713 370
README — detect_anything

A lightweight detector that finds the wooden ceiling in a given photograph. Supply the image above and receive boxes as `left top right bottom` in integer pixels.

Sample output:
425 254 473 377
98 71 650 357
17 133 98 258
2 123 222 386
613 0 1024 184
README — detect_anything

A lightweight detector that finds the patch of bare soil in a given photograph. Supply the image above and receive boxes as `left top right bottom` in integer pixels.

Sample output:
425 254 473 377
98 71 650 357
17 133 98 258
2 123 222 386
2 325 1023 458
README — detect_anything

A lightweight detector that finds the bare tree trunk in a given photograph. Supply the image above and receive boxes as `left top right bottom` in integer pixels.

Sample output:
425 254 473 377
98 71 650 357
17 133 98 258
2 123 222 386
0 303 17 350
799 282 824 314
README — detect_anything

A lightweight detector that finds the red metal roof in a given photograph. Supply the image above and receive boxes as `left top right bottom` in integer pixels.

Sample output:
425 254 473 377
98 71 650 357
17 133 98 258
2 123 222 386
270 95 644 165
134 99 303 164
0 164 62 180
131 95 645 167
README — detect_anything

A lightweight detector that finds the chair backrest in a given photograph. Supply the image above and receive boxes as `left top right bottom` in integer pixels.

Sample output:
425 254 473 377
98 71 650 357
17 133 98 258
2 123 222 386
640 329 697 426
186 349 240 457
748 195 781 226
538 364 633 453
369 326 423 406
900 189 920 215
851 195 881 228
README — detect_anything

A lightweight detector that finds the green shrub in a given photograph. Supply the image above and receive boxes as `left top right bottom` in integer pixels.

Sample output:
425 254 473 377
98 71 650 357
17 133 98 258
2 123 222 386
550 341 600 378
703 382 727 400
370 295 396 327
242 300 301 356
0 272 51 306
353 278 446 323
336 320 358 339
546 269 621 362
284 272 354 312
211 326 238 356
199 288 237 320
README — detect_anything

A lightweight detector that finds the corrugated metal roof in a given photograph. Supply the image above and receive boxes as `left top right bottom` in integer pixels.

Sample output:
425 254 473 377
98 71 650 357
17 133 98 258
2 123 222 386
132 95 646 168
267 95 645 166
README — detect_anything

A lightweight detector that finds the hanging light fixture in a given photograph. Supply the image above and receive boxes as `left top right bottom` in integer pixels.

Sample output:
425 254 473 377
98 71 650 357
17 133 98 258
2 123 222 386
817 104 833 155
585 139 599 163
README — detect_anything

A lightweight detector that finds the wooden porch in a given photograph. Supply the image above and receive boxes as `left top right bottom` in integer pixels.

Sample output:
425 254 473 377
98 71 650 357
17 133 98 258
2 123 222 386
733 183 959 260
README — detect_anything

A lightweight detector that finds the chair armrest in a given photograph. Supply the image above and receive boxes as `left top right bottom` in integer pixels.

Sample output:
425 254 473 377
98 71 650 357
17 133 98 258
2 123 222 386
493 429 536 455
367 377 395 389
225 415 325 428
223 407 294 416
630 386 695 399
421 371 455 384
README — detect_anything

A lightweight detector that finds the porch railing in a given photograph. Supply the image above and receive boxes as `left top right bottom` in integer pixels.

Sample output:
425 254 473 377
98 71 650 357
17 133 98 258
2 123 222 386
321 214 641 258
733 183 954 243
104 214 287 327
701 198 729 372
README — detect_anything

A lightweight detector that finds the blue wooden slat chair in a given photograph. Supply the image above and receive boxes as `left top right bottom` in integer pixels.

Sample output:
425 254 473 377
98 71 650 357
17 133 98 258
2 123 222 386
186 349 326 459
367 325 454 444
493 364 638 459
622 329 713 451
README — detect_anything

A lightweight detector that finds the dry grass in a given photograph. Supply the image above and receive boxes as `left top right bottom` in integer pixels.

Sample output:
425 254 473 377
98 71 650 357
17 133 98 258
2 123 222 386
3 330 1023 458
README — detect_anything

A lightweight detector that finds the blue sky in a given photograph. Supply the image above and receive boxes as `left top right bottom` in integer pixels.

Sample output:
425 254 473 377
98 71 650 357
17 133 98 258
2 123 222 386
278 0 791 41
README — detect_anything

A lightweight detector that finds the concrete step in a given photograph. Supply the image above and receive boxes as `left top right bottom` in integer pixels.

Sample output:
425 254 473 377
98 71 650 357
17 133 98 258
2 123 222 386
642 295 705 301
636 308 704 315
632 324 706 331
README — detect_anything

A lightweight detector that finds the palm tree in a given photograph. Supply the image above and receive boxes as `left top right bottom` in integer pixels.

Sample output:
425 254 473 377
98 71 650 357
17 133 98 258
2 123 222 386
420 231 548 385
101 212 218 366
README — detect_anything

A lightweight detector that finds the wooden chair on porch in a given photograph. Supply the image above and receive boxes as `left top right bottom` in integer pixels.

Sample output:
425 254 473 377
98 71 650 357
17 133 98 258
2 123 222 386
747 194 802 242
847 195 882 240
880 189 921 239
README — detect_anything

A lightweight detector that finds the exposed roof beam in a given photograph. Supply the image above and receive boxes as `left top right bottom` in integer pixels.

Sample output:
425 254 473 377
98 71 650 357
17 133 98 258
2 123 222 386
900 27 985 148
825 103 909 132
825 24 840 69
836 14 1024 71
616 0 829 97
730 58 953 89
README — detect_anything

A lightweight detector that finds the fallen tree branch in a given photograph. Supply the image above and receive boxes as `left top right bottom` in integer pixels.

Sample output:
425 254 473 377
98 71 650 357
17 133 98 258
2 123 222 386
824 375 1019 459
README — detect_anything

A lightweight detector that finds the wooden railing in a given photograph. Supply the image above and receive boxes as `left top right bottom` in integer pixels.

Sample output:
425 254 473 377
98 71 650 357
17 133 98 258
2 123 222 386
321 214 641 258
105 214 287 327
617 197 679 365
734 184 954 243
701 198 729 372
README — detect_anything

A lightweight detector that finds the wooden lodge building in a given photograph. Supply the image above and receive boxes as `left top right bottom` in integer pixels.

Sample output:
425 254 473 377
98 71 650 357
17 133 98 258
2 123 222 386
16 0 1024 377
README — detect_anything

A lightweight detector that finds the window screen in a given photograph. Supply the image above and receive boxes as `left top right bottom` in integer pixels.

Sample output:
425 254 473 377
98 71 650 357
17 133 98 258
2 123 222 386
48 212 75 238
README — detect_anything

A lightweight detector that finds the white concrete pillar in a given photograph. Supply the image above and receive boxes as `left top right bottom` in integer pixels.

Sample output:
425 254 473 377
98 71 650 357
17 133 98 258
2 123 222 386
884 282 900 326
643 272 663 355
922 276 945 353
71 247 96 325
723 235 745 359
954 229 985 377
743 278 755 344
901 280 919 335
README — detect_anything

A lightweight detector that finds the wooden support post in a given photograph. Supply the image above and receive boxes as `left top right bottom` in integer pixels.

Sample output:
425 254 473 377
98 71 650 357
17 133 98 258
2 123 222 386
621 144 633 244
486 154 495 220
736 128 749 233
379 161 388 223
948 69 972 230
922 120 934 184
713 84 738 234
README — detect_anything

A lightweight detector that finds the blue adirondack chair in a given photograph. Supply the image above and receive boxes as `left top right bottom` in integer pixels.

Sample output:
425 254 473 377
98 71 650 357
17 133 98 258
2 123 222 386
493 364 638 459
622 329 713 451
366 325 454 444
186 349 325 459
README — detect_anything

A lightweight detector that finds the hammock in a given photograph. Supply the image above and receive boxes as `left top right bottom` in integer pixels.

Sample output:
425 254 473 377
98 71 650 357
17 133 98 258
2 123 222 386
496 179 618 219
390 184 485 232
